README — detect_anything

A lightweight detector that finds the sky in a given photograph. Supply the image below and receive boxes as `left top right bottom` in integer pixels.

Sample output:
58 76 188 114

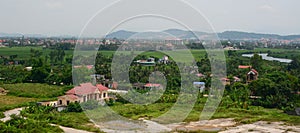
0 0 299 37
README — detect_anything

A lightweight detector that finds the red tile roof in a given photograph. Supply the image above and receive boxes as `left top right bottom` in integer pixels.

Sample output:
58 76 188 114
96 84 109 91
250 69 258 74
196 73 205 77
238 65 251 69
221 78 230 81
66 83 109 95
144 83 161 87
58 94 79 100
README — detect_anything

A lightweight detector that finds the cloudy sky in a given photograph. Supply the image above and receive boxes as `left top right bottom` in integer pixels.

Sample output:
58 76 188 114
0 0 299 36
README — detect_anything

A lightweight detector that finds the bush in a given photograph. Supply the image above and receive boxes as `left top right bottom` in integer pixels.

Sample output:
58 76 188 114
105 98 115 106
66 102 83 112
0 115 63 133
0 112 4 118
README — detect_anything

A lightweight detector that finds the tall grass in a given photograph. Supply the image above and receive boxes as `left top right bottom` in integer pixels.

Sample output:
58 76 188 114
0 83 71 98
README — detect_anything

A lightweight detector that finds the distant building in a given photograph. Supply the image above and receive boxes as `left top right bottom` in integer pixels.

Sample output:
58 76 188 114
159 55 169 64
238 65 251 69
144 83 163 90
37 101 57 107
246 69 259 83
193 82 205 92
164 38 184 45
57 83 109 107
135 58 155 66
221 76 241 85
196 73 205 78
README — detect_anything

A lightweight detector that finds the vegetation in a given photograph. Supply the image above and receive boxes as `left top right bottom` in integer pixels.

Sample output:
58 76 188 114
0 115 63 133
1 44 300 131
0 83 70 98
0 95 37 111
21 104 102 133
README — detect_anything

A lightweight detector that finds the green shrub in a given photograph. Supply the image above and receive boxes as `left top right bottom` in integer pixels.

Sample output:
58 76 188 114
0 112 4 118
66 102 83 112
0 115 63 133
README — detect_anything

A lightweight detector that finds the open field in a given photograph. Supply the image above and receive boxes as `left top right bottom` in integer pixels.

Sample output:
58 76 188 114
0 95 37 111
0 83 71 98
2 46 299 63
85 102 300 126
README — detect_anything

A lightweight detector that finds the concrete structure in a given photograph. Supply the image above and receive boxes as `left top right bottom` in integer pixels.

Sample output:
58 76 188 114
57 83 109 107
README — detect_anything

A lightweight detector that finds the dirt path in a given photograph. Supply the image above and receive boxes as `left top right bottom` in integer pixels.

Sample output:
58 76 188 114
220 121 300 133
2 108 299 133
50 124 93 133
0 107 23 122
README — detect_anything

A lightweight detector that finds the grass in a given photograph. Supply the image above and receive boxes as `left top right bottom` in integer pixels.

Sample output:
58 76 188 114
0 83 70 98
0 46 93 60
0 95 37 111
48 112 102 132
85 102 300 126
23 110 102 133
0 46 211 61
0 112 4 118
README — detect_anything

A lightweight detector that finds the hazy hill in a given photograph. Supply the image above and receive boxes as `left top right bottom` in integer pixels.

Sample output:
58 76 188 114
105 29 300 40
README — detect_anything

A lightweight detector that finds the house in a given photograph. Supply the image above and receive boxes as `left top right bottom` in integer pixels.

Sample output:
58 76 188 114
221 76 241 85
144 83 163 90
196 73 205 78
221 78 230 85
238 65 251 69
246 69 258 83
37 101 57 107
132 83 145 90
159 55 169 64
136 58 155 66
193 82 205 92
57 83 109 107
233 76 241 82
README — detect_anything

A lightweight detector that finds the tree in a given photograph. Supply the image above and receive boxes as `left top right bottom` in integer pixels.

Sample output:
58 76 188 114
248 72 298 109
66 102 83 112
250 53 263 71
223 82 251 109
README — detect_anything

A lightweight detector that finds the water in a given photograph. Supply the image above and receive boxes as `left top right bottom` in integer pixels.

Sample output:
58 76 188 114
242 53 292 63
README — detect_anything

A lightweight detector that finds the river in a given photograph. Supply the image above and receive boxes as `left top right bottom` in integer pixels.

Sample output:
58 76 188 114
242 53 292 63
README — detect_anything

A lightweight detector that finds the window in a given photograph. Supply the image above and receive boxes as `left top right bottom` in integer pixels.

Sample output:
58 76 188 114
103 93 106 98
59 100 62 105
67 100 70 105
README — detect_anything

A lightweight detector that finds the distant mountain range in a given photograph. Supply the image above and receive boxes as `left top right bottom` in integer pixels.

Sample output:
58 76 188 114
0 33 76 38
1 29 300 40
0 33 47 38
105 29 300 40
